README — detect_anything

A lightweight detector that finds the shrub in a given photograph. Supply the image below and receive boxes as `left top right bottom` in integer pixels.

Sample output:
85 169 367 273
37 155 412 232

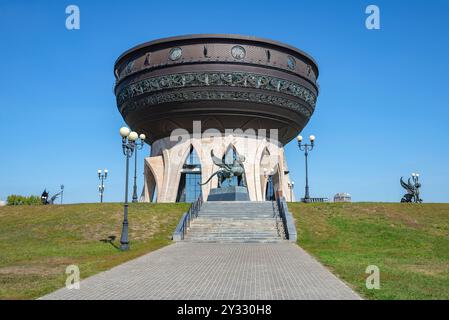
7 195 42 206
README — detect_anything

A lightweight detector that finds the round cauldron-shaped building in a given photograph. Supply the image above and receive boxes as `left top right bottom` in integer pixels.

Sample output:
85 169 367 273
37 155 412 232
114 34 319 202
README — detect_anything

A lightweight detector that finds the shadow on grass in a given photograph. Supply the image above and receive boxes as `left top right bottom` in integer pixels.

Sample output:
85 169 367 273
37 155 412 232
99 235 120 250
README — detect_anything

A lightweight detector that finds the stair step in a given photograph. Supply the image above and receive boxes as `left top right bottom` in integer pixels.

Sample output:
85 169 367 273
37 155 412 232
185 236 282 241
191 222 277 226
190 225 278 230
200 212 273 214
184 240 283 243
200 209 274 211
199 211 274 213
186 235 280 237
200 210 273 212
194 216 275 221
199 216 272 218
202 209 274 211
188 230 279 234
190 225 277 228
188 224 276 230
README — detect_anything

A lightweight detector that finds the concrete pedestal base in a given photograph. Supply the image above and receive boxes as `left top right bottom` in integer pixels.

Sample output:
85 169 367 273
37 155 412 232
207 186 250 201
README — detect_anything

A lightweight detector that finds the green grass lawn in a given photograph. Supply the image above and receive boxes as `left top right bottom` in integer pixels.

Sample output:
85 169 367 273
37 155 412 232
289 202 449 300
0 203 189 299
1 202 448 300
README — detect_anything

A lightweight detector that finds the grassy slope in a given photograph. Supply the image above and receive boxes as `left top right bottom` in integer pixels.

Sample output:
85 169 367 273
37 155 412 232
0 203 189 299
1 202 448 300
289 203 449 300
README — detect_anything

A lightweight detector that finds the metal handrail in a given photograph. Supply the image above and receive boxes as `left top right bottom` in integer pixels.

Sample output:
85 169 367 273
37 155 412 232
275 196 297 241
276 197 289 238
173 193 203 241
300 197 329 203
271 200 284 239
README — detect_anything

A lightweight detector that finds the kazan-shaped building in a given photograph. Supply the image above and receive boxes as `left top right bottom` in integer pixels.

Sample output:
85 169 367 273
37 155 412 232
114 34 319 202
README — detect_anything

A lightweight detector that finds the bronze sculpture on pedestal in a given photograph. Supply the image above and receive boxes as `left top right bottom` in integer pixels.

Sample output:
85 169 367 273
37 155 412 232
200 150 246 187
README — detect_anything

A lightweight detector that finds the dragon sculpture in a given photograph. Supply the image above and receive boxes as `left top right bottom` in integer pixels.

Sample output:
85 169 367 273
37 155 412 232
200 150 246 187
41 189 61 205
400 176 422 203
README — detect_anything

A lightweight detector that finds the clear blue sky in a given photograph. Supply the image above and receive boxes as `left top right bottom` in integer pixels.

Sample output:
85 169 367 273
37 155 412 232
1 0 448 203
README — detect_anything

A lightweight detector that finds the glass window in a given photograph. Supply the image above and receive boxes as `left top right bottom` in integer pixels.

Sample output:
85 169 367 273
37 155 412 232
184 173 202 202
177 146 202 202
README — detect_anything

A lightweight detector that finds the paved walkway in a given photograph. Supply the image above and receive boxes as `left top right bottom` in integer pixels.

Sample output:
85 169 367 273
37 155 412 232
41 243 361 300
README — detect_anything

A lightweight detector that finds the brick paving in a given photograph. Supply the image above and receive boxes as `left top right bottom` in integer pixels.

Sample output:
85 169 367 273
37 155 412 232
41 242 361 300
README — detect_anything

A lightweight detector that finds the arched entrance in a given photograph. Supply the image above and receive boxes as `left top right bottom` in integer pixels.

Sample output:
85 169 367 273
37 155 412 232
260 147 275 201
176 146 202 202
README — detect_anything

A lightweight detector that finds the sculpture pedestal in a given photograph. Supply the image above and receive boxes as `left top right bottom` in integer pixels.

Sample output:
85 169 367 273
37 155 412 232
207 186 250 201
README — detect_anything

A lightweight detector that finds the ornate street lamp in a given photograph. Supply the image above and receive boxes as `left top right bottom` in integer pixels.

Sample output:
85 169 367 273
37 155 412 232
119 127 145 251
132 134 146 203
60 185 64 205
297 134 315 203
287 181 294 202
98 169 108 203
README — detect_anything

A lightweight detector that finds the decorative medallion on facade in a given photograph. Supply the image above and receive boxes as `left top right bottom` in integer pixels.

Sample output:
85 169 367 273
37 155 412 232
287 56 296 70
169 47 182 61
125 60 134 75
231 46 246 60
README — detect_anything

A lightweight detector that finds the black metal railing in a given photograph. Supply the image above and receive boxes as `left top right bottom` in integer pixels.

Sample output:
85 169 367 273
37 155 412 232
271 200 285 239
276 196 297 241
173 193 203 241
300 197 329 203
276 197 289 238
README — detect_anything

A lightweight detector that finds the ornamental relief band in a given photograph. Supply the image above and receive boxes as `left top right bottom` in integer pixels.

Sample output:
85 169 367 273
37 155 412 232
116 71 317 108
120 90 313 118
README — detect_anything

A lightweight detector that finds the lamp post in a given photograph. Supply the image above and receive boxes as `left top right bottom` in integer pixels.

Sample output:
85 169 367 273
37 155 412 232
98 169 108 203
60 185 64 204
119 127 145 251
132 134 146 203
287 181 294 202
297 134 315 203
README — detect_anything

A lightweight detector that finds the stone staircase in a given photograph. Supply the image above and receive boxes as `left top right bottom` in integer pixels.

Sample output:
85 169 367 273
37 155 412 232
184 201 284 243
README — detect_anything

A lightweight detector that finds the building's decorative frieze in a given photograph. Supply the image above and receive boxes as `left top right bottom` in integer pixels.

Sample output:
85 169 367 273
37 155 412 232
116 71 317 108
120 89 312 118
